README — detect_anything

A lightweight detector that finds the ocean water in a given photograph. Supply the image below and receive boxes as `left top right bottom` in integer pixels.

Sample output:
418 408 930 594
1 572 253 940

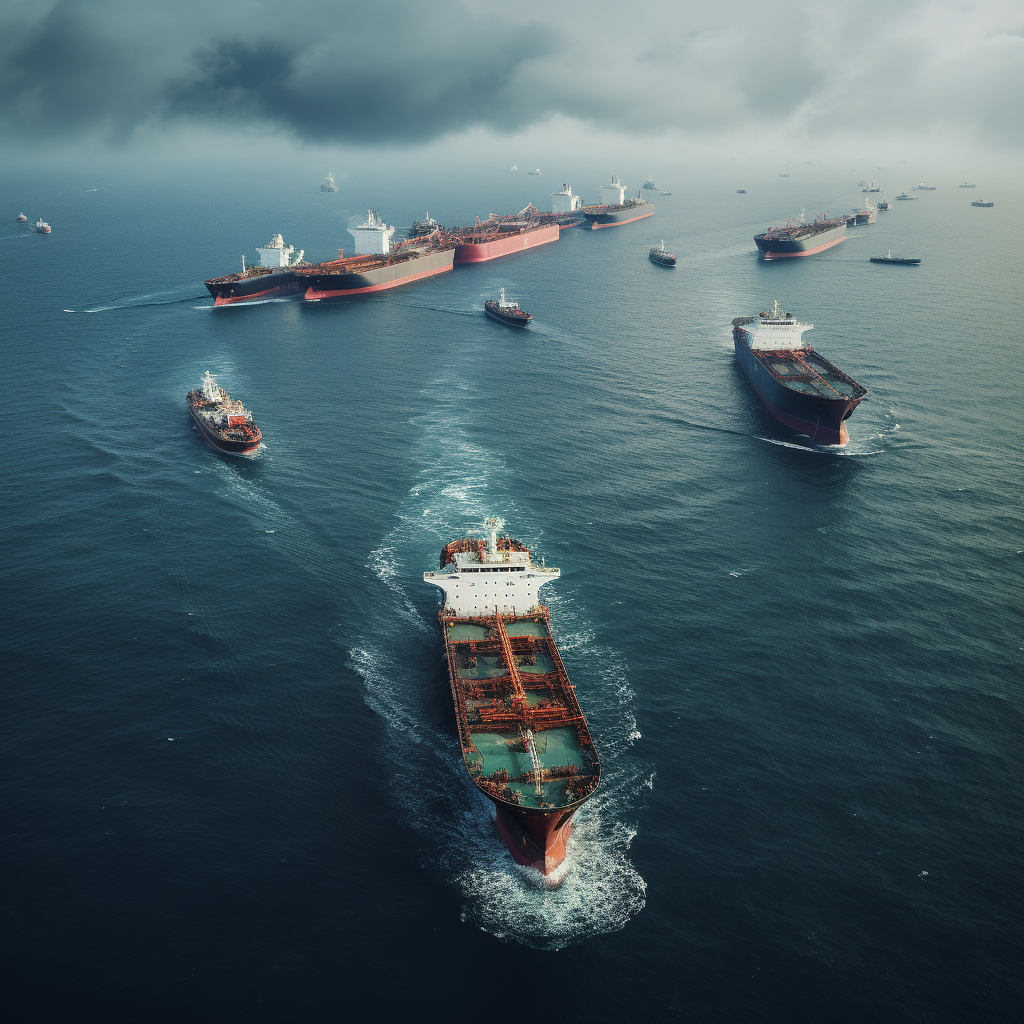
3 161 1022 1021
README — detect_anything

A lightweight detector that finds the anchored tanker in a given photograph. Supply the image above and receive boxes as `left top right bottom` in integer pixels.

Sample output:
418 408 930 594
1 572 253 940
732 301 868 445
448 205 560 263
754 211 846 260
205 234 307 305
423 520 600 875
581 175 654 229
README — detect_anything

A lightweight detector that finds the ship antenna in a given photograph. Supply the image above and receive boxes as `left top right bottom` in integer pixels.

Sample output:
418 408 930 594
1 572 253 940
241 255 246 272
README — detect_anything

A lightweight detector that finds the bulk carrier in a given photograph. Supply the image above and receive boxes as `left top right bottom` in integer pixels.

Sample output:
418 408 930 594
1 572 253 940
581 176 654 229
297 211 455 299
754 211 846 259
733 301 868 446
423 520 600 875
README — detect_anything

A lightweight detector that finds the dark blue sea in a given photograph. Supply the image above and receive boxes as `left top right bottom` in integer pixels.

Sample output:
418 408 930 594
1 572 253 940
3 159 1022 1021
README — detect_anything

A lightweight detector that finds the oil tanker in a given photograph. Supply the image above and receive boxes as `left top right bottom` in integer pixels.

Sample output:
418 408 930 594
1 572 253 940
205 234 307 305
733 301 868 446
754 212 846 259
297 211 455 299
449 206 560 263
423 519 600 875
581 175 654 229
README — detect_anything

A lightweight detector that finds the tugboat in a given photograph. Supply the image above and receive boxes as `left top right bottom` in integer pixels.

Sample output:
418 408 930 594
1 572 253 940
35 219 51 234
321 172 338 193
422 518 601 876
870 251 921 265
484 288 532 326
971 199 994 208
16 212 27 222
649 240 676 266
186 372 262 456
642 176 658 190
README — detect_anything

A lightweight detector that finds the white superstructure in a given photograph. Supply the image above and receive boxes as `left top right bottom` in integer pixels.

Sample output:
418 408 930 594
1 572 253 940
349 210 396 255
737 300 813 351
551 184 582 213
600 175 626 206
423 518 560 618
256 234 304 268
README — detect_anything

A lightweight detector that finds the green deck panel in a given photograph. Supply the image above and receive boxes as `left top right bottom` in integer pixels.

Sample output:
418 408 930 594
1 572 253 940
447 623 490 641
519 651 556 674
457 655 507 680
469 726 584 808
505 621 548 638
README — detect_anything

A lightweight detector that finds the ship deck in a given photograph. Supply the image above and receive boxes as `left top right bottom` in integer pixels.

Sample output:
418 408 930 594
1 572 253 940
755 349 867 400
443 614 598 811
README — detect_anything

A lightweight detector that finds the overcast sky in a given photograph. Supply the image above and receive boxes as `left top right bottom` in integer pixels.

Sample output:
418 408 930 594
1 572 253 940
2 0 1021 163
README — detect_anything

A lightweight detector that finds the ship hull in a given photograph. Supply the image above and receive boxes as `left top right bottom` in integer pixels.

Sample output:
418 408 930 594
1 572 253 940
733 331 865 446
754 223 846 260
493 804 575 874
301 248 454 299
649 253 676 266
187 398 261 455
484 303 531 326
453 224 559 263
205 269 303 306
582 203 654 229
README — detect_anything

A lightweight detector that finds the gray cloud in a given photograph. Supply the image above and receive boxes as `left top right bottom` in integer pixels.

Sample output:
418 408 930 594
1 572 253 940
1 0 1021 151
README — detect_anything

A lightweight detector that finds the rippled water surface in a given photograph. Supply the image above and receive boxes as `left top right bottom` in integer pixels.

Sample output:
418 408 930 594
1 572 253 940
4 162 1022 1020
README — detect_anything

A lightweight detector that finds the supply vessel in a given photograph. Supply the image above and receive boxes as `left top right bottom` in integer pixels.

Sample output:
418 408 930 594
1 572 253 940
484 288 532 326
754 211 846 259
187 371 262 455
297 211 455 299
649 240 676 266
205 234 307 305
448 206 560 263
582 176 653 229
732 301 868 446
423 519 601 875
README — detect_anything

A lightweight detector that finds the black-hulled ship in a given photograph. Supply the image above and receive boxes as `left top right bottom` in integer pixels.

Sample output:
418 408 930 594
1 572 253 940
409 212 440 238
754 211 846 259
649 241 676 266
484 288 532 326
205 234 306 305
187 372 262 455
732 301 868 446
581 175 654 229
870 252 921 265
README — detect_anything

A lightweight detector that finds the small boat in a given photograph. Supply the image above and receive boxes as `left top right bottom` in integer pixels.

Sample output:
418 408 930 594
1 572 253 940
862 183 882 192
35 219 51 233
895 192 916 200
959 182 976 188
528 168 542 175
971 200 994 208
649 240 676 266
484 287 532 326
912 182 936 190
779 173 791 177
876 199 890 211
16 212 28 222
642 176 658 190
510 164 518 172
736 189 747 194
187 372 262 456
320 172 338 193
659 191 672 196
870 251 921 265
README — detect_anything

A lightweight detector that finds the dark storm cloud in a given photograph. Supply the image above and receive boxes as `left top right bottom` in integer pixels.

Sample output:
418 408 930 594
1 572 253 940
1 0 1021 150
